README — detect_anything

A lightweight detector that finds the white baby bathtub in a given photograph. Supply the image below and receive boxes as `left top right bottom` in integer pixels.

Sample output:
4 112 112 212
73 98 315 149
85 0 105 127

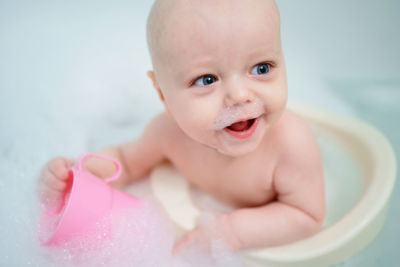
149 102 397 267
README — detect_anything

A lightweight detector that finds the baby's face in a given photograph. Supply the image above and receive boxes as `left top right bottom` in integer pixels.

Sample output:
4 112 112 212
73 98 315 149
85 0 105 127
150 0 287 157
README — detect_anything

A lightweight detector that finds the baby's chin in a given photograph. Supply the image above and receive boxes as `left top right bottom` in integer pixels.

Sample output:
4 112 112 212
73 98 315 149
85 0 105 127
214 129 265 157
191 132 261 157
215 141 260 157
213 120 268 157
217 147 256 157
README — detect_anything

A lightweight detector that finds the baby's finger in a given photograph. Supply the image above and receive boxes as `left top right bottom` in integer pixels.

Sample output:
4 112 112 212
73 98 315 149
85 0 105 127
173 227 209 255
41 167 69 192
172 235 190 255
48 158 72 181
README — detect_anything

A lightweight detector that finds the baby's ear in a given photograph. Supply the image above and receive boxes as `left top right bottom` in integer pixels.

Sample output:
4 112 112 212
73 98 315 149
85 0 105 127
146 71 172 117
147 70 165 101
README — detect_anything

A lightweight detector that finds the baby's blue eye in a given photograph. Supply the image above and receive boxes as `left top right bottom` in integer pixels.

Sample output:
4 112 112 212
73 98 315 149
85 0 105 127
251 63 270 75
194 75 217 86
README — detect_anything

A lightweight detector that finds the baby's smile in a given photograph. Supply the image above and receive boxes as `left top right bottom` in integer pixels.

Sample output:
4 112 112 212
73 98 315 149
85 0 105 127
207 98 270 155
212 98 265 130
223 116 260 140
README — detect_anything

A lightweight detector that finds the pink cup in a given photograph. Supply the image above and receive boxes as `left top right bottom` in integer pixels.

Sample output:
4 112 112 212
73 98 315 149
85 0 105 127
40 153 140 246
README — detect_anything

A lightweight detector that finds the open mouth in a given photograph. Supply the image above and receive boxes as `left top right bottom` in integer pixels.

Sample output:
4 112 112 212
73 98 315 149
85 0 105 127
227 118 256 131
224 117 260 139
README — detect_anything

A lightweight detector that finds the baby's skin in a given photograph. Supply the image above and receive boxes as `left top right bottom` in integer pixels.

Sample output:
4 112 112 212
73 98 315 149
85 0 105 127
39 0 325 253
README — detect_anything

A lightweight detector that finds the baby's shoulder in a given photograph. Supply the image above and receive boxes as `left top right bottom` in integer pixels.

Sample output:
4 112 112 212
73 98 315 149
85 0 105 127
147 112 177 131
271 109 319 159
145 112 188 143
276 109 312 136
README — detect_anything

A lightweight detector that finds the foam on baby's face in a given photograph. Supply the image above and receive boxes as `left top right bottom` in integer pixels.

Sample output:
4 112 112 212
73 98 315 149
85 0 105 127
212 98 265 130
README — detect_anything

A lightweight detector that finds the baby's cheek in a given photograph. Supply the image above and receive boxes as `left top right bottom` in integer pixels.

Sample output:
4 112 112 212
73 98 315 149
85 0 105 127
180 104 214 127
179 116 210 140
264 91 286 122
176 112 215 143
167 94 220 141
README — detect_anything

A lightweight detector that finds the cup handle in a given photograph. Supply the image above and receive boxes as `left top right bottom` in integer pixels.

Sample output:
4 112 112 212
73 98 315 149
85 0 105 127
75 153 122 183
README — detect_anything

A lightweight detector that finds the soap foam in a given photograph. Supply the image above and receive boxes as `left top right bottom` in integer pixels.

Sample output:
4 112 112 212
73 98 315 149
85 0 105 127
212 98 265 130
39 198 175 266
38 197 243 267
173 239 242 267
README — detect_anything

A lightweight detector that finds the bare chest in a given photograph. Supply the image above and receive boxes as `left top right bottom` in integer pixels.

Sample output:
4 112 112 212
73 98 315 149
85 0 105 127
169 145 277 208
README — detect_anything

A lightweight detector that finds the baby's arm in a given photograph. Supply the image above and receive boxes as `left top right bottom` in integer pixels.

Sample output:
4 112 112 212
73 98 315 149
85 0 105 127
219 123 325 250
39 113 168 201
175 119 325 251
85 113 168 188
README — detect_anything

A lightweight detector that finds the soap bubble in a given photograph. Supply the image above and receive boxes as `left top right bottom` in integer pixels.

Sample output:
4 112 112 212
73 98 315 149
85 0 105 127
212 98 265 130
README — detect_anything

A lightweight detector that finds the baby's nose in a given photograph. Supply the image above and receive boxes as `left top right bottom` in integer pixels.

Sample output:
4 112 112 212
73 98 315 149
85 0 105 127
224 78 255 107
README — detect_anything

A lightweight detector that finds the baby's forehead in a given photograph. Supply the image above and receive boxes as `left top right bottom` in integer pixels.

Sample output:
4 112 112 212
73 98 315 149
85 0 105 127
150 0 279 34
147 0 280 61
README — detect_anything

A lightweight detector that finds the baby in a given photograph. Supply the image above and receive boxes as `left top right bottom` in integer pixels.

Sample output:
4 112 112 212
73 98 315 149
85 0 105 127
39 0 325 253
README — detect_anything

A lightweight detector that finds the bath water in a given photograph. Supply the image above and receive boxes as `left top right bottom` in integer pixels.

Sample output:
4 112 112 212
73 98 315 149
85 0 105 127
39 199 174 267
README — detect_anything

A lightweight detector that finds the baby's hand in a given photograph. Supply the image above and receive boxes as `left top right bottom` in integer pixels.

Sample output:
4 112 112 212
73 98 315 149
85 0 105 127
38 157 73 206
173 224 242 266
173 226 210 255
173 214 241 255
